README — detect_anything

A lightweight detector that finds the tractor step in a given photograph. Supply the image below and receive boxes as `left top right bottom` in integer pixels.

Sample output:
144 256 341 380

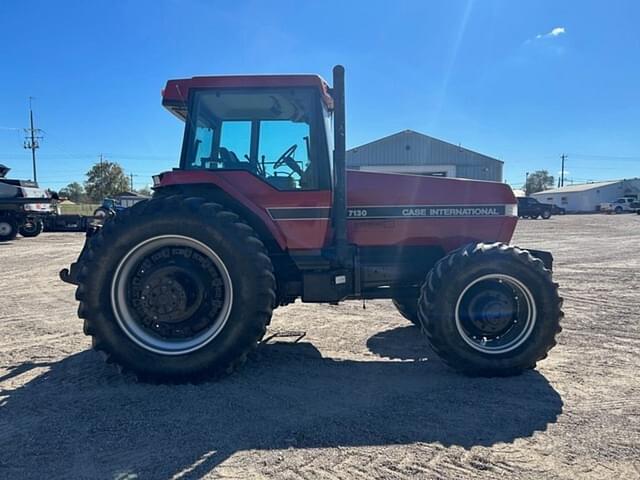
261 330 307 344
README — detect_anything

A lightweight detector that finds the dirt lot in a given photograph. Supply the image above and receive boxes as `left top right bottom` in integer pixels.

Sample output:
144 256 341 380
1 214 639 479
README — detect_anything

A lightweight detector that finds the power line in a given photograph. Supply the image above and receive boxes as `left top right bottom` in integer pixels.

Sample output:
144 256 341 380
566 152 640 161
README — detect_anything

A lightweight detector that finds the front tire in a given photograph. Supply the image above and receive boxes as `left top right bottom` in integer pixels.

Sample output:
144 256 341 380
418 243 563 377
541 210 551 219
19 218 44 237
75 196 276 382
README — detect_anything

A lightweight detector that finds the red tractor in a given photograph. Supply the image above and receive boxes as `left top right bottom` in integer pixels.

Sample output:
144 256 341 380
61 66 562 382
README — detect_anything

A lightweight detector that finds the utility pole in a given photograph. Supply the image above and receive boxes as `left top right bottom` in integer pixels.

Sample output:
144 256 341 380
99 154 104 201
560 154 567 188
130 172 134 191
525 171 529 195
23 97 43 183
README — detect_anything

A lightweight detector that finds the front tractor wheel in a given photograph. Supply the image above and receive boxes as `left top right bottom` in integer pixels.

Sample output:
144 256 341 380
75 196 276 382
418 243 563 377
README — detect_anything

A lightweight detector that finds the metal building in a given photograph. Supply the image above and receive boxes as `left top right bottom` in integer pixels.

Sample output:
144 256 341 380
346 130 503 181
530 178 640 213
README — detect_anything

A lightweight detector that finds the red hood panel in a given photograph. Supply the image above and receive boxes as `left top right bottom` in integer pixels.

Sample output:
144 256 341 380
346 170 516 206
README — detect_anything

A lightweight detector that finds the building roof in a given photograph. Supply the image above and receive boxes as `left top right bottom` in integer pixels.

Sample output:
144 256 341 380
347 130 502 166
114 191 149 198
532 180 623 195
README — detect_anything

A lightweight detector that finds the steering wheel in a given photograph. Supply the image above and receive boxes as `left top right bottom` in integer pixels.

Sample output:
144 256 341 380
273 144 304 176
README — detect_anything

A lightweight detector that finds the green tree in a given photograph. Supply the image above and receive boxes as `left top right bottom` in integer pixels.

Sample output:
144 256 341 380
84 160 130 202
525 170 555 196
59 181 86 202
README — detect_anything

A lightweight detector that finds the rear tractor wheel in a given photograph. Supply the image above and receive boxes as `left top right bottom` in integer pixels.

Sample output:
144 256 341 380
75 195 276 382
418 243 563 377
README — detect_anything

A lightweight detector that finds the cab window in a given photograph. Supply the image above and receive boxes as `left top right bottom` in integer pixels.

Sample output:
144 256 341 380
182 88 329 191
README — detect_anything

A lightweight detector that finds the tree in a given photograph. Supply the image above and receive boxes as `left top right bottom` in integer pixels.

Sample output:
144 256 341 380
84 160 130 202
525 170 555 196
59 181 86 202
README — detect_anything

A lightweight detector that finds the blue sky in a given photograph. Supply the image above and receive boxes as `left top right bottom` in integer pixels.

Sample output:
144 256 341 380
1 0 638 190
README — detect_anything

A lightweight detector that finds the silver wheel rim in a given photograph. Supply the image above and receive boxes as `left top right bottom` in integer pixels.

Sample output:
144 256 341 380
111 235 233 355
455 273 537 354
0 221 12 236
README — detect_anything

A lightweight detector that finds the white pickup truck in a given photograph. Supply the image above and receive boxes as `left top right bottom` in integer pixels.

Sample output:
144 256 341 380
599 197 639 214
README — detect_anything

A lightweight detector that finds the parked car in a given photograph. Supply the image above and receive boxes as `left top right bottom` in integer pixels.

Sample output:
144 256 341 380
517 197 553 219
599 197 637 214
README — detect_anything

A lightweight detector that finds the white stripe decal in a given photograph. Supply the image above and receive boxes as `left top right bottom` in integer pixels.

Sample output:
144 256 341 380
267 204 514 220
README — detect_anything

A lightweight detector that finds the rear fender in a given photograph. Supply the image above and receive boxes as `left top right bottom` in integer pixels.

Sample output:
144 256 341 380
527 249 553 271
153 182 287 253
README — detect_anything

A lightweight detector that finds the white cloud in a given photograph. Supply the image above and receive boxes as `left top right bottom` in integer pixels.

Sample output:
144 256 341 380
536 27 566 39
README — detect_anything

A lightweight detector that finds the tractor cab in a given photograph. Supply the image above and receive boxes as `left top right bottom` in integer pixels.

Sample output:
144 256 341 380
162 75 335 192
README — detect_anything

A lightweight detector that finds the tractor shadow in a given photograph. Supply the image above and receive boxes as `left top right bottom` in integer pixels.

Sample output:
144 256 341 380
0 326 563 479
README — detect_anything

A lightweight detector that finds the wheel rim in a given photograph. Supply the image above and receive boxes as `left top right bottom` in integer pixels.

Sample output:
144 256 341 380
0 221 13 236
455 274 537 354
111 235 233 355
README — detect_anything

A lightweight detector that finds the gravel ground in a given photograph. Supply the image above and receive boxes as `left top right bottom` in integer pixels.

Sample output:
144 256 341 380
1 214 639 479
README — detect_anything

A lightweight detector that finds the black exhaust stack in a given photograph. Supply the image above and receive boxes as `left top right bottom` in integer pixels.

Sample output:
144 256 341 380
332 65 348 266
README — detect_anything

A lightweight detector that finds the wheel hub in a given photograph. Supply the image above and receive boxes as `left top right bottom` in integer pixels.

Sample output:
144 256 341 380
138 269 189 323
467 292 515 335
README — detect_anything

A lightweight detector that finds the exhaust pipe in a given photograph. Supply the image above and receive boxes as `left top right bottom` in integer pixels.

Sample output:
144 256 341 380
332 65 348 266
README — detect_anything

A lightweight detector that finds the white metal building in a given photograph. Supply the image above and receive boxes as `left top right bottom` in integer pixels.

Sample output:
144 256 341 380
531 179 640 213
113 191 150 208
346 130 503 182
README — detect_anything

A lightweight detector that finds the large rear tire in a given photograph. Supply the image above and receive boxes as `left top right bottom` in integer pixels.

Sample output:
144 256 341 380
19 218 44 237
0 217 18 242
75 195 276 383
418 243 563 377
392 297 420 326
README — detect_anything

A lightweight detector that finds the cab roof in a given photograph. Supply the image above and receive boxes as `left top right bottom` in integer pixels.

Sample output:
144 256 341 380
162 74 333 121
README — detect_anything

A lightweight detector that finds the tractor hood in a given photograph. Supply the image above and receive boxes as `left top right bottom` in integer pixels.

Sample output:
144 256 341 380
346 170 517 216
